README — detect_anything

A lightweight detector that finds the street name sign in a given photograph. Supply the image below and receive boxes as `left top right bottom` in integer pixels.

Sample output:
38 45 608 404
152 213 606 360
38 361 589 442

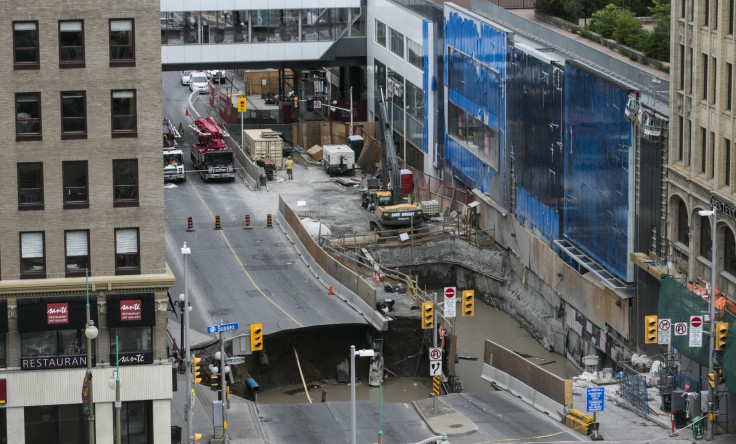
207 323 239 334
225 356 245 365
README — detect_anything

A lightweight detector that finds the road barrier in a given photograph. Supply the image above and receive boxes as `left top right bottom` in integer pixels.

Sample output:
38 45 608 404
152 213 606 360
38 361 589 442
244 214 251 229
187 217 194 232
266 214 273 228
215 215 222 230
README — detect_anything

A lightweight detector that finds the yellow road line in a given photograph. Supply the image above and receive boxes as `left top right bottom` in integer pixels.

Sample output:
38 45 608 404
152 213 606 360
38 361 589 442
187 176 304 328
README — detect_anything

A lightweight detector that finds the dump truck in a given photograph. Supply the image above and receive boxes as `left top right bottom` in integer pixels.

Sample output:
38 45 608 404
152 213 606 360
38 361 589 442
189 117 235 181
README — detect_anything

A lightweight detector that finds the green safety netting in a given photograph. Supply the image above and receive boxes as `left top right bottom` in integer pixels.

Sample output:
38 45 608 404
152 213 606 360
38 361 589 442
659 275 736 394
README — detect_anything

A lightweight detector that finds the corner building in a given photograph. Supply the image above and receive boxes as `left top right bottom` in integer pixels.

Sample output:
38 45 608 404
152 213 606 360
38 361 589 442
0 1 173 443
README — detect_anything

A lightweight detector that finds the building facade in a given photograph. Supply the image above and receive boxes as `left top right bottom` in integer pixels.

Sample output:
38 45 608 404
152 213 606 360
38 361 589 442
1 1 174 443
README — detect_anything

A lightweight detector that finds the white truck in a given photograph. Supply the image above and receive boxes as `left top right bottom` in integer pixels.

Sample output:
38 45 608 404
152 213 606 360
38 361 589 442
322 144 355 176
163 118 185 182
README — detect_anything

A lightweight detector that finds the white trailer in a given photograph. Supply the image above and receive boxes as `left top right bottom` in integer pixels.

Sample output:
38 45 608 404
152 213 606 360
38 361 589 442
322 144 355 176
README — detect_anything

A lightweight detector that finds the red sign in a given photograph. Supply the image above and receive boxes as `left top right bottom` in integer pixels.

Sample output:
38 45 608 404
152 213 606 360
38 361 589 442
691 316 702 328
120 299 142 321
444 287 456 299
0 379 6 404
47 303 69 325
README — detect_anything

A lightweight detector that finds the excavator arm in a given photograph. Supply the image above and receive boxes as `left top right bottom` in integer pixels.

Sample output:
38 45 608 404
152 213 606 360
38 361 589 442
377 88 403 205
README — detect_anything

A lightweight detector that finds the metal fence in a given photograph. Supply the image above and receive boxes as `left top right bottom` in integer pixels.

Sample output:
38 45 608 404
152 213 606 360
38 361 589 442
619 363 649 417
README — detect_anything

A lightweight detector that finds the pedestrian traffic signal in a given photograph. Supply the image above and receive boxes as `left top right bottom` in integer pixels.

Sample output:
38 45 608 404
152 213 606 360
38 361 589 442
715 322 729 351
461 290 475 317
237 97 247 112
644 315 658 344
707 372 716 389
250 323 263 351
192 354 202 385
293 96 298 109
421 301 434 329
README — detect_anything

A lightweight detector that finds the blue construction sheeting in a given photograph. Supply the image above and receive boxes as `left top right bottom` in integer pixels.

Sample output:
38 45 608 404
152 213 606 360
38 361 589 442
563 64 632 282
507 47 564 241
423 19 429 154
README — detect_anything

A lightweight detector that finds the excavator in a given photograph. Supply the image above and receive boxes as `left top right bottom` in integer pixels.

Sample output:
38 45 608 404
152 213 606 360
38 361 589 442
364 89 422 231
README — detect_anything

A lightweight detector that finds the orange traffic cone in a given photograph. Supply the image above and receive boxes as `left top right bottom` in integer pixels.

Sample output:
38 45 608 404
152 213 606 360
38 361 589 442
329 284 334 295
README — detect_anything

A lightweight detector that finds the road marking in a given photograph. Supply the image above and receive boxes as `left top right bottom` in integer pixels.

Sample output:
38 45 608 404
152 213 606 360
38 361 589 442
187 175 304 328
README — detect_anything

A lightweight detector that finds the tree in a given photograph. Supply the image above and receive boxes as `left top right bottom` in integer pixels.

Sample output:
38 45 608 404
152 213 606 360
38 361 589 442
643 20 671 61
589 4 624 38
612 9 644 47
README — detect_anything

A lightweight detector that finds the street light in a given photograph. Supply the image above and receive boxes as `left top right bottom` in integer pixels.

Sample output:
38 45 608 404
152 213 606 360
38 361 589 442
181 242 193 444
84 268 98 444
697 207 717 441
108 334 122 444
350 345 375 444
330 86 353 136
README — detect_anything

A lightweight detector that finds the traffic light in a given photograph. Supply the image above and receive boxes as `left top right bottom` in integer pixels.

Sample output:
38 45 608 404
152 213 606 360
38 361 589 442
715 322 729 351
461 290 475 317
717 368 725 384
192 354 202 386
193 433 202 442
707 372 716 389
210 371 219 390
237 97 247 112
293 96 298 109
250 323 263 351
644 315 658 344
421 301 434 329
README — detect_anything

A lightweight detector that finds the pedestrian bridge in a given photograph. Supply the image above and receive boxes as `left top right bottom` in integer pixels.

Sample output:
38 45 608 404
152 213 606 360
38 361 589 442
160 0 366 70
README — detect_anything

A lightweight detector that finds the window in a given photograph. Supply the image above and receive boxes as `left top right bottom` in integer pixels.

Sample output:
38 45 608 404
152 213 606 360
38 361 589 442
701 214 713 258
407 38 424 71
114 401 152 444
111 90 137 137
21 329 87 357
20 232 45 278
711 131 716 178
715 0 720 30
681 0 687 18
113 159 139 206
725 228 736 274
678 116 684 162
702 127 707 173
17 163 43 210
686 120 692 166
703 54 709 100
706 0 711 26
65 230 89 277
60 91 86 139
730 0 735 34
110 19 135 66
59 20 84 67
25 404 89 444
375 20 386 47
728 63 733 111
115 228 140 275
62 161 88 208
727 139 732 186
679 45 685 90
711 58 718 104
15 92 41 140
389 28 404 58
13 21 39 69
688 48 693 93
111 327 152 355
677 200 689 245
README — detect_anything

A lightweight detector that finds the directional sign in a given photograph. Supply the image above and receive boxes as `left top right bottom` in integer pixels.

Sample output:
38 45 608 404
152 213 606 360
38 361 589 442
674 322 688 336
689 316 703 347
586 386 605 413
444 287 456 318
429 347 442 377
225 356 245 365
207 323 239 334
658 318 671 345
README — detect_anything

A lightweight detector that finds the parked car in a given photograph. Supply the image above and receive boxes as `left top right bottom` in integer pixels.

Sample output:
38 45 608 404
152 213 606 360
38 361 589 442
180 70 193 86
189 73 209 94
208 69 226 84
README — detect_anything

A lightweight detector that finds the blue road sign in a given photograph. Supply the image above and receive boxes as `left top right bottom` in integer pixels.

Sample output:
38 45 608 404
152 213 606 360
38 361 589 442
586 387 605 412
207 323 239 334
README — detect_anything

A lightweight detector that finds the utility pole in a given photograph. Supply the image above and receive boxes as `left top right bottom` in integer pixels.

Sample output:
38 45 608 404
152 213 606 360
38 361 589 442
432 291 438 415
698 207 717 441
182 242 192 444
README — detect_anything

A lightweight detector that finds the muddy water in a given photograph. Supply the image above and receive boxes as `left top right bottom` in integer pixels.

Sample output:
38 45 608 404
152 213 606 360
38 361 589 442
257 299 580 404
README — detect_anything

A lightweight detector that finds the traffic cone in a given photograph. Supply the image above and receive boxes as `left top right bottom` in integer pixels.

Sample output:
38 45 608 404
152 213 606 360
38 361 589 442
185 108 189 116
329 284 334 295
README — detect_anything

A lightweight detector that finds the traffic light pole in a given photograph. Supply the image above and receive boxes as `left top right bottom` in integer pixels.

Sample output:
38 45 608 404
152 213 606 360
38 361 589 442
432 292 438 415
182 243 193 444
707 208 716 441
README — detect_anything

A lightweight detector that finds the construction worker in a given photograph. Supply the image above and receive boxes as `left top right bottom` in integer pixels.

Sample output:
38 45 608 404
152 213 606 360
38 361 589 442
285 156 294 179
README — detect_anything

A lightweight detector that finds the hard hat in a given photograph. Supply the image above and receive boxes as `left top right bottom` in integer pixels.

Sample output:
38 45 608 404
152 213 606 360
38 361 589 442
288 156 291 159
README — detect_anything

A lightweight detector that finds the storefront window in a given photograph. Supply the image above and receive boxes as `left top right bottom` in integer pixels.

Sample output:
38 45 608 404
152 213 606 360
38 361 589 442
25 404 88 444
114 401 152 444
21 329 87 357
111 327 152 365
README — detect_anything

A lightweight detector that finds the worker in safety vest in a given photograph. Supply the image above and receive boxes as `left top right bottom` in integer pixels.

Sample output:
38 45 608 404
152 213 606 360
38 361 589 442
285 156 294 179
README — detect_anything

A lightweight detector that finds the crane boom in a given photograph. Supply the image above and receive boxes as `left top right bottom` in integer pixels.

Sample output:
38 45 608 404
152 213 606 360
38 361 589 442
377 88 403 205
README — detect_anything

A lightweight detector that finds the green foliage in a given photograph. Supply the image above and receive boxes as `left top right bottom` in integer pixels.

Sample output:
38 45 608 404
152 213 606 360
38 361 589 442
643 20 671 62
611 10 644 47
589 4 622 39
648 0 671 22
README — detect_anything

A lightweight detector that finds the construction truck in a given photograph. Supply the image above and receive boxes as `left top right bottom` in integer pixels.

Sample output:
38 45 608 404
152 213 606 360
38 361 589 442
163 118 185 182
363 89 422 231
189 117 235 181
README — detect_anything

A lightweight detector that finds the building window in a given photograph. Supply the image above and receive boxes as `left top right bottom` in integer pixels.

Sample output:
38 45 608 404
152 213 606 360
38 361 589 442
111 90 137 137
679 45 685 90
113 159 139 206
407 38 424 71
59 20 84 68
678 116 684 162
703 54 709 100
688 48 693 93
706 0 711 26
110 327 152 361
389 28 404 58
21 329 87 358
13 21 39 69
110 19 135 66
726 139 732 186
710 131 716 178
65 230 89 277
115 228 140 275
681 0 687 18
62 161 88 209
686 119 692 166
25 404 89 444
15 92 41 141
728 63 733 111
20 232 45 279
715 0 720 30
701 214 713 259
725 228 736 274
702 127 707 174
17 163 43 210
711 58 717 104
677 200 689 245
730 0 735 34
114 401 152 444
375 20 386 47
60 91 87 139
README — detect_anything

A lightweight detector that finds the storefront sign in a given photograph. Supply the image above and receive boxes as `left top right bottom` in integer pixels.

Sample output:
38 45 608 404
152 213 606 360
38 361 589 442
22 355 93 370
115 352 153 365
120 299 142 321
711 195 736 218
47 303 69 325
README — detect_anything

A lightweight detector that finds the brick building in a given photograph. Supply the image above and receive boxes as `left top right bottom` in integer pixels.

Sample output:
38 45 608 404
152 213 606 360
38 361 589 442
1 1 174 443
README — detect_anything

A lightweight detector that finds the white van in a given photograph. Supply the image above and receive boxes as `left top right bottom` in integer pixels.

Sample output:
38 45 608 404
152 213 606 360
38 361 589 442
189 72 209 94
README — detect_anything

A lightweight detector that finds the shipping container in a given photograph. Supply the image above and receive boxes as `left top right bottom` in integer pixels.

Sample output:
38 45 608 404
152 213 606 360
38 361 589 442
243 129 284 168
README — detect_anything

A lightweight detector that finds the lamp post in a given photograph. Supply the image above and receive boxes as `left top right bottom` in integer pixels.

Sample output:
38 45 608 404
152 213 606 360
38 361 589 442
182 242 193 444
84 268 98 444
108 335 122 444
350 345 375 444
698 207 717 441
330 86 353 137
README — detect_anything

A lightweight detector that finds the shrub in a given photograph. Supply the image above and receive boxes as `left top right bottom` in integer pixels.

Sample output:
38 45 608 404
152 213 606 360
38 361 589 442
611 10 644 47
588 4 622 38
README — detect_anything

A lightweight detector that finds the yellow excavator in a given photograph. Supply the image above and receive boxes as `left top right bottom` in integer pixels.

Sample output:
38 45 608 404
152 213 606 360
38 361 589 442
364 89 422 231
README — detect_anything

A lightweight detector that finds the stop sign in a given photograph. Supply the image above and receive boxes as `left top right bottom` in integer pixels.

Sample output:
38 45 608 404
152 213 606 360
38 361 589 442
444 287 456 299
691 316 702 328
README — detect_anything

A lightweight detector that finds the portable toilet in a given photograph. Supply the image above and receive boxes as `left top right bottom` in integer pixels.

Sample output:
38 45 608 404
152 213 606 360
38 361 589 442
347 135 364 160
400 169 413 199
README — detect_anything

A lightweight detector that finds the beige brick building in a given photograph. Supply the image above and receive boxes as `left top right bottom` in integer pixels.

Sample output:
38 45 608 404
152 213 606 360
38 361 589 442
0 1 174 443
668 1 736 297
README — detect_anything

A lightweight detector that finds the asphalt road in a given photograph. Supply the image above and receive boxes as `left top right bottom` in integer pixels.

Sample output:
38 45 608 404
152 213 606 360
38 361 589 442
162 72 367 341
